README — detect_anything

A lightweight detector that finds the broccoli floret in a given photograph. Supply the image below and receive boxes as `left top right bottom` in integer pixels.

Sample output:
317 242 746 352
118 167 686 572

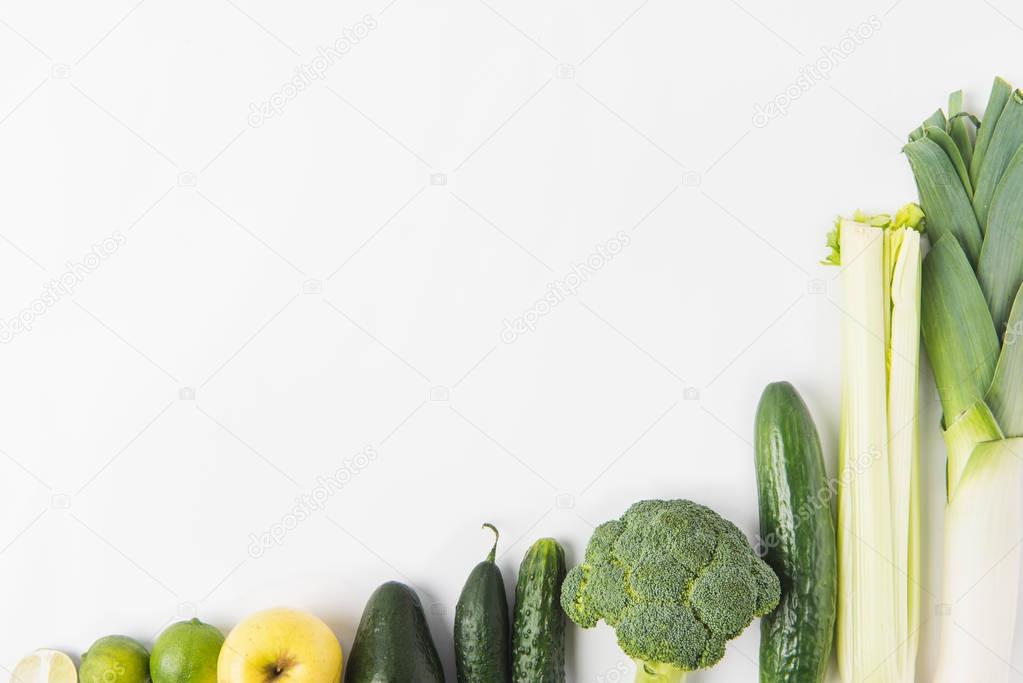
585 520 626 564
615 602 708 669
584 561 630 626
560 499 781 683
628 556 691 603
562 564 598 628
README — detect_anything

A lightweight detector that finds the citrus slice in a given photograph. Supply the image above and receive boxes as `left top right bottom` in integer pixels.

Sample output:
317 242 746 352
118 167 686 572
10 650 77 683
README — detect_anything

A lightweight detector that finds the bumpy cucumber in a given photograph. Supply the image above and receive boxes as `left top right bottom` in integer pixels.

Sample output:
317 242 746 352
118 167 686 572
755 382 837 683
511 537 566 683
455 524 512 683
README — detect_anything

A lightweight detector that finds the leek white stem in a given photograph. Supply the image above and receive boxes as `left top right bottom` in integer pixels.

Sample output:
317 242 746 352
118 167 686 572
934 440 1023 683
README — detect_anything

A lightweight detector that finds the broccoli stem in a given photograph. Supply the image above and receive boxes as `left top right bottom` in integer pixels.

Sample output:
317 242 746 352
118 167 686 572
633 660 688 683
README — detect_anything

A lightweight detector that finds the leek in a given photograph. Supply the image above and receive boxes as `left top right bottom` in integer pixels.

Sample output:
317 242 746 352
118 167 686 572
826 207 923 683
903 77 1023 683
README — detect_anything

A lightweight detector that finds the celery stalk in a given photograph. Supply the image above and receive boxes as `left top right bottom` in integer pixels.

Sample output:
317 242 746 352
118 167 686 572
837 220 896 683
886 226 921 682
832 211 922 683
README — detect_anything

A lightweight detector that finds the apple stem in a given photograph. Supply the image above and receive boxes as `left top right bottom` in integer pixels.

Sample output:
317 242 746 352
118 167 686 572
263 654 296 681
482 523 499 562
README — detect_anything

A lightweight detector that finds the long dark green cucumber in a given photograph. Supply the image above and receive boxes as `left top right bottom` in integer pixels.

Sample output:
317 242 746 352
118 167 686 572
755 382 837 683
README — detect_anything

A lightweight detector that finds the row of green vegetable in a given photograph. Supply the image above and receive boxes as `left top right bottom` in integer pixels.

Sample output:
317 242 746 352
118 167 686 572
14 76 1023 683
355 382 835 683
11 381 829 683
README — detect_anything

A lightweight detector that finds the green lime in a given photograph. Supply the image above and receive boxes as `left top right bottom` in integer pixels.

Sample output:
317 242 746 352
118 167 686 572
79 636 150 683
150 619 224 683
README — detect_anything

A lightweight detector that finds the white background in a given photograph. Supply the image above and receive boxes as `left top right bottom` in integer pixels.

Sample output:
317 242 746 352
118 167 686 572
0 0 1020 681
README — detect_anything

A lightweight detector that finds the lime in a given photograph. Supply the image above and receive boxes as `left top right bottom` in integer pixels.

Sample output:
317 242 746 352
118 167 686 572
11 650 77 683
150 619 223 683
79 636 149 683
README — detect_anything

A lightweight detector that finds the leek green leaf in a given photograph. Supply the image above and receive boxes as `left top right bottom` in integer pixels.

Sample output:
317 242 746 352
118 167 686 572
986 282 1023 436
909 108 947 142
948 90 975 170
921 235 999 422
924 126 973 197
969 76 1013 186
942 400 1002 496
904 137 982 263
971 89 1023 228
977 146 1023 334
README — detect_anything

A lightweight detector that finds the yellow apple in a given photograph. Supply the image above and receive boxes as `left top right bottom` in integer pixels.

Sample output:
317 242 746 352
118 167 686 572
218 608 342 683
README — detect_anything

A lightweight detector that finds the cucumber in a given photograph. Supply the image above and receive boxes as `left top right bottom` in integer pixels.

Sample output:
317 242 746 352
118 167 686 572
454 524 512 683
755 382 837 683
511 538 566 683
343 581 445 683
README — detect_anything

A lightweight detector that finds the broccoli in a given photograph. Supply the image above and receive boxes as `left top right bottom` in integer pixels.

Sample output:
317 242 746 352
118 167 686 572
561 499 780 683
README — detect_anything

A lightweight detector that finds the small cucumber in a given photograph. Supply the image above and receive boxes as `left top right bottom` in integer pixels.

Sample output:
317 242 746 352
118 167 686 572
511 538 566 683
755 382 837 683
455 524 512 683
343 581 445 683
